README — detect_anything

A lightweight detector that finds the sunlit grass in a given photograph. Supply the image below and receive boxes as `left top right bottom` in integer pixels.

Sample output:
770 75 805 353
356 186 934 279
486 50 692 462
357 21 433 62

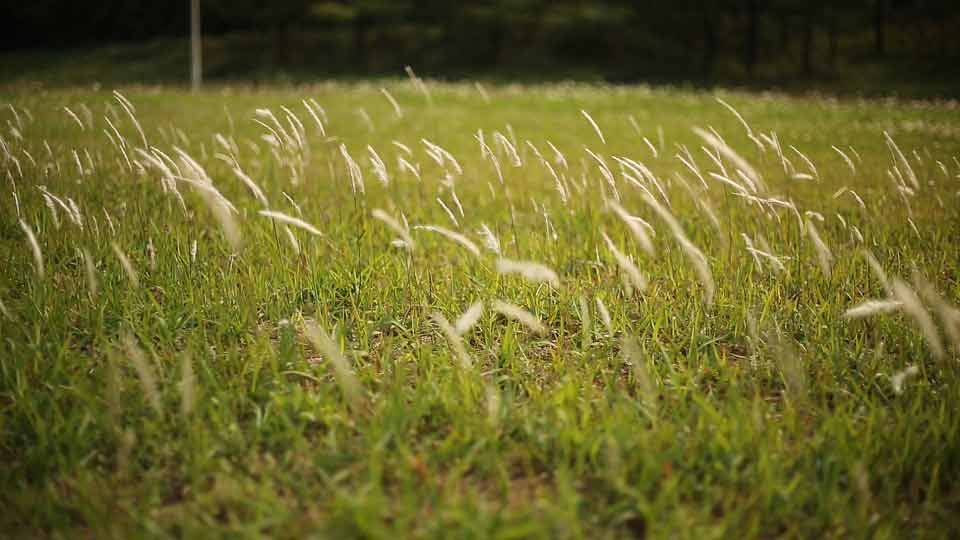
2 81 959 538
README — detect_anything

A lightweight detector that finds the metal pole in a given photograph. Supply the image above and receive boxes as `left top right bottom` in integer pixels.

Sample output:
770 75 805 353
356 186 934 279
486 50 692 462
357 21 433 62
190 0 202 90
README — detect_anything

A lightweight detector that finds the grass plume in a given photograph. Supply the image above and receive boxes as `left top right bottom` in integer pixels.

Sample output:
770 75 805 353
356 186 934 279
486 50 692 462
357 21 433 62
495 258 560 287
491 300 547 336
302 320 364 411
19 220 44 278
259 210 322 236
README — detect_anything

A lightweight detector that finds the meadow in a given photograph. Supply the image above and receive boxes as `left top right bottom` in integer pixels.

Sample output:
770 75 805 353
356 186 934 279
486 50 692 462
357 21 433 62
1 79 960 538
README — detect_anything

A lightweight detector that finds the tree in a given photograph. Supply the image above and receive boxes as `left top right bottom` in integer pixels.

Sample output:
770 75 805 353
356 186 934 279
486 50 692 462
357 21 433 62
875 0 887 56
801 1 817 75
743 0 761 75
207 0 316 65
702 2 719 80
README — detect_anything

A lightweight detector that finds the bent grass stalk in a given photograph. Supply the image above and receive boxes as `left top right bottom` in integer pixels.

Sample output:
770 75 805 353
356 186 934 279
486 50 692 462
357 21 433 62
19 219 44 278
495 258 560 288
302 320 364 411
259 210 322 236
491 300 547 336
414 225 480 257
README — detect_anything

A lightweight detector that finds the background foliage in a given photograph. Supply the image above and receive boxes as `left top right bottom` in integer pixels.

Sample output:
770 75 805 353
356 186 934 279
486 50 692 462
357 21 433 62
5 1 959 90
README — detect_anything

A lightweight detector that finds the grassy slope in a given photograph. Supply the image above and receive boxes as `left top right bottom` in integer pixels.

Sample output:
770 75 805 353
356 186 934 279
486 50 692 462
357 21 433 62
1 81 960 538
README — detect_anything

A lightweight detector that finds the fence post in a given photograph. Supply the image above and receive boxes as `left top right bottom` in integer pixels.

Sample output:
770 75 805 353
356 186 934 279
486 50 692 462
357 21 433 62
191 0 202 90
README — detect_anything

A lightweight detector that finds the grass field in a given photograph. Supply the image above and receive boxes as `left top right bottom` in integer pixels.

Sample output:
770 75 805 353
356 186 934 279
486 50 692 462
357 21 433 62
2 80 960 538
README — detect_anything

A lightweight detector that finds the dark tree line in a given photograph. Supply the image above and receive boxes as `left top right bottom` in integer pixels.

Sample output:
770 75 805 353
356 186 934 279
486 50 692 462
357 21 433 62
6 1 958 81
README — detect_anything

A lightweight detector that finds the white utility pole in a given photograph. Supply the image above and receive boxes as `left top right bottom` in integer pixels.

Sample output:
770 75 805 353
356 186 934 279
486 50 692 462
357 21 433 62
190 0 202 90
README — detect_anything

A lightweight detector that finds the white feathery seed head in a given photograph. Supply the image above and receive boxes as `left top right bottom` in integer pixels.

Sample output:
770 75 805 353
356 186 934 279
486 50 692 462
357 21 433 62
694 126 764 194
491 300 547 335
862 250 892 296
602 232 648 293
19 219 44 278
805 218 833 275
180 354 196 417
380 87 403 119
642 193 714 305
578 295 592 348
368 145 390 185
843 299 903 319
432 311 473 369
892 278 945 360
414 225 480 257
284 226 301 255
608 200 655 257
914 274 960 354
495 258 560 287
372 208 415 251
302 320 364 410
455 302 484 336
111 242 140 288
82 248 98 297
891 365 919 395
122 333 162 415
621 336 657 408
477 224 501 255
259 210 322 236
231 165 268 207
596 297 613 333
580 109 606 145
199 187 242 251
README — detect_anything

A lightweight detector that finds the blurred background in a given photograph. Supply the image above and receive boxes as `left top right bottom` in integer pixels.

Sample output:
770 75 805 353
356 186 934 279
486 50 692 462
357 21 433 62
3 1 959 96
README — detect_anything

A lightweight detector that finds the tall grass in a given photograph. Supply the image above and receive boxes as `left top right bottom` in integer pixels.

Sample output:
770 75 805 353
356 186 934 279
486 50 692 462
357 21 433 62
1 81 959 538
